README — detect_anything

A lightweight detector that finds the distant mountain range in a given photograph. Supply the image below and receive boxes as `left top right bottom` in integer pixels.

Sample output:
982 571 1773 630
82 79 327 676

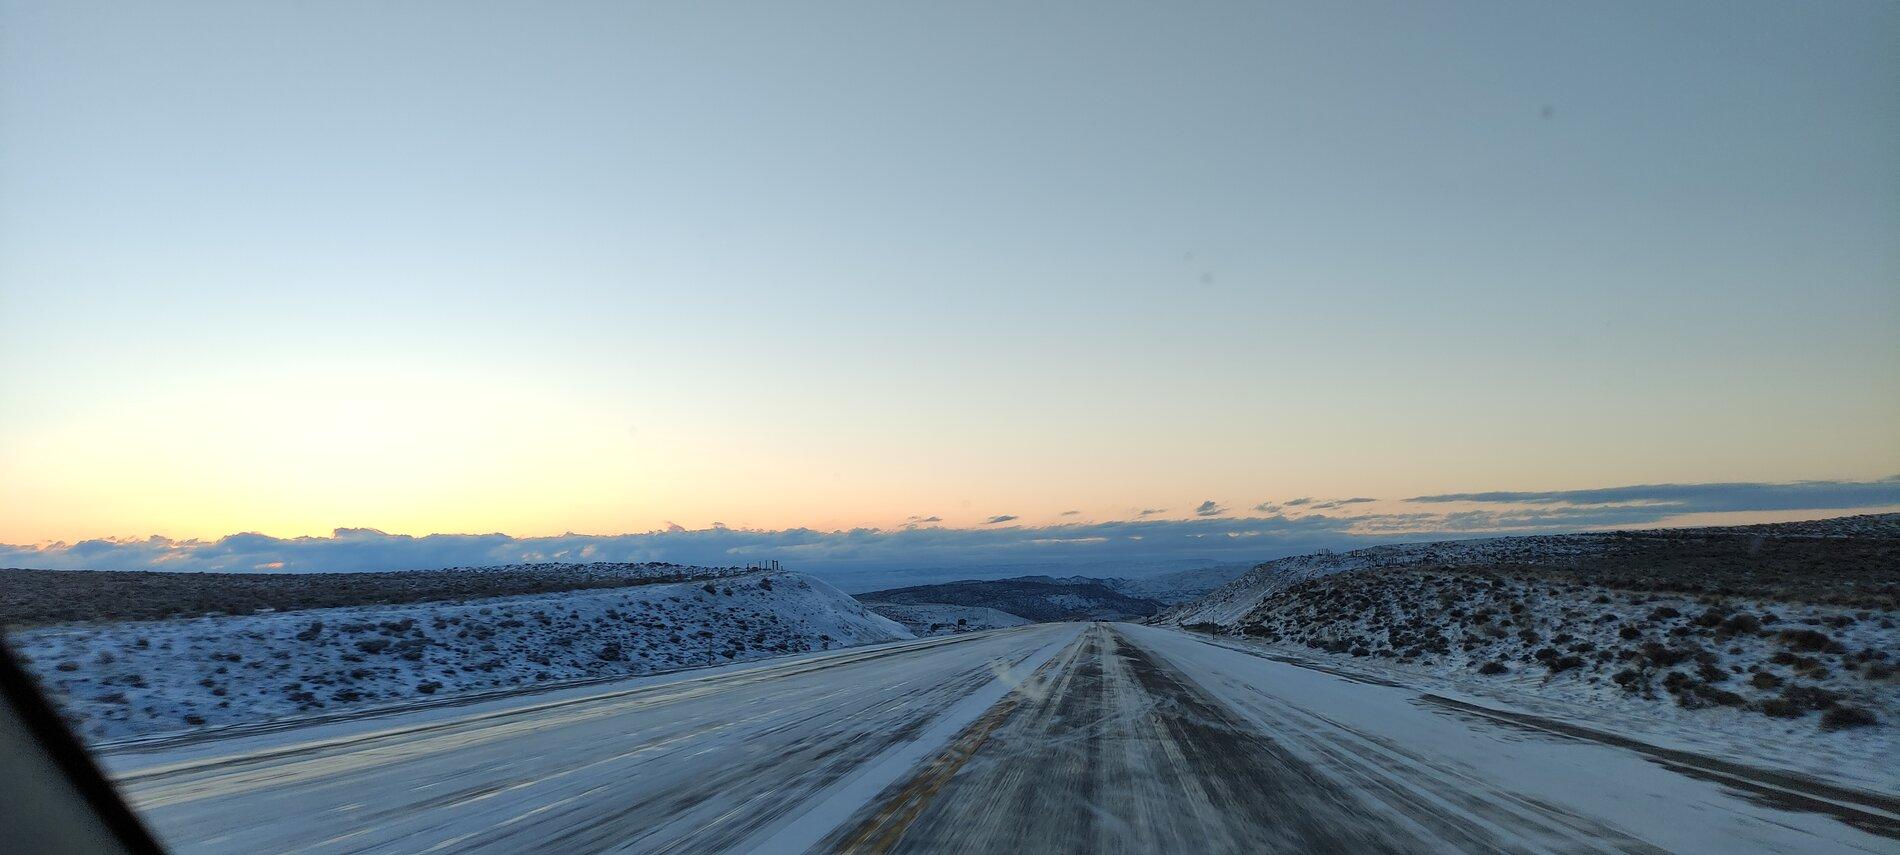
852 563 1253 623
817 558 1254 595
856 577 1163 623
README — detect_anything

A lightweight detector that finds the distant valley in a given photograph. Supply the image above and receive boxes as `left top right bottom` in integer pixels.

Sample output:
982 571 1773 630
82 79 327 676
852 563 1254 626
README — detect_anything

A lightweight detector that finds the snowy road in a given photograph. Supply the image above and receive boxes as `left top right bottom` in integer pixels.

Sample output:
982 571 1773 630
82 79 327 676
105 623 1895 854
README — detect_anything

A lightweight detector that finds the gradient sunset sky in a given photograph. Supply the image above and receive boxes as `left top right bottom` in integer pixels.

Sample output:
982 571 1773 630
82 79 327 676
2 2 1895 556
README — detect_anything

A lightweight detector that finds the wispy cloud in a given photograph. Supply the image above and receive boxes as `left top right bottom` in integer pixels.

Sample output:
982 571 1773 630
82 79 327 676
1283 497 1312 507
1059 510 1081 516
1310 497 1376 510
1253 502 1281 513
1408 477 1899 513
1194 500 1226 517
983 514 1019 525
1137 508 1167 517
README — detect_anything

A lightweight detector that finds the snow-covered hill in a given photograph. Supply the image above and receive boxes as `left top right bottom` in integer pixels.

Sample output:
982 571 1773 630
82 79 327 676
1168 513 1900 627
860 602 1032 636
14 571 910 742
1163 515 1898 743
1178 553 1395 626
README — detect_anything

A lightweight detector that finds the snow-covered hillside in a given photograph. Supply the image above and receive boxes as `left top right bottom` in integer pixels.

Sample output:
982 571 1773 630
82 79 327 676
1170 538 1625 626
1163 516 1898 751
861 602 1031 636
1165 552 1361 625
1168 513 1900 627
1216 572 1894 728
14 571 911 742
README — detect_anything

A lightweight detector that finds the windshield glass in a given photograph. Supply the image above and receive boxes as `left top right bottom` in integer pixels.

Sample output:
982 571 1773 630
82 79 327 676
2 3 1896 853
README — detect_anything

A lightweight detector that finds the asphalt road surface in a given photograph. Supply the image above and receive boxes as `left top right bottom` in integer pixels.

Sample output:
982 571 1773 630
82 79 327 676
103 623 1896 854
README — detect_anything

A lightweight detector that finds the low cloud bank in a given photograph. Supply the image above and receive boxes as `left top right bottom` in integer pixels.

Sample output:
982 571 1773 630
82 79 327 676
4 519 1364 576
4 478 1892 577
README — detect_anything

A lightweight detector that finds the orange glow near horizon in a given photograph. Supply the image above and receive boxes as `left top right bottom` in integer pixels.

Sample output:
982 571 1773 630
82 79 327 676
3 355 1896 544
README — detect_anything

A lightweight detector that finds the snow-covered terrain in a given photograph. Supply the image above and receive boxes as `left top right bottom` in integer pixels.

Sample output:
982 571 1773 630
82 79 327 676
1171 514 1898 627
13 571 910 742
106 622 1894 854
1171 537 1639 626
860 602 1031 636
1161 515 1899 786
1186 577 1894 783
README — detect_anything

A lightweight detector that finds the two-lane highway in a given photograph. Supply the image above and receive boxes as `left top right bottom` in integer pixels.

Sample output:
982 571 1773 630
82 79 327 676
105 623 1896 854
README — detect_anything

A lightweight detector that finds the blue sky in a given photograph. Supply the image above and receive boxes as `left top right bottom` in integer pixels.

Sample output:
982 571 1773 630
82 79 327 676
1 2 1895 557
